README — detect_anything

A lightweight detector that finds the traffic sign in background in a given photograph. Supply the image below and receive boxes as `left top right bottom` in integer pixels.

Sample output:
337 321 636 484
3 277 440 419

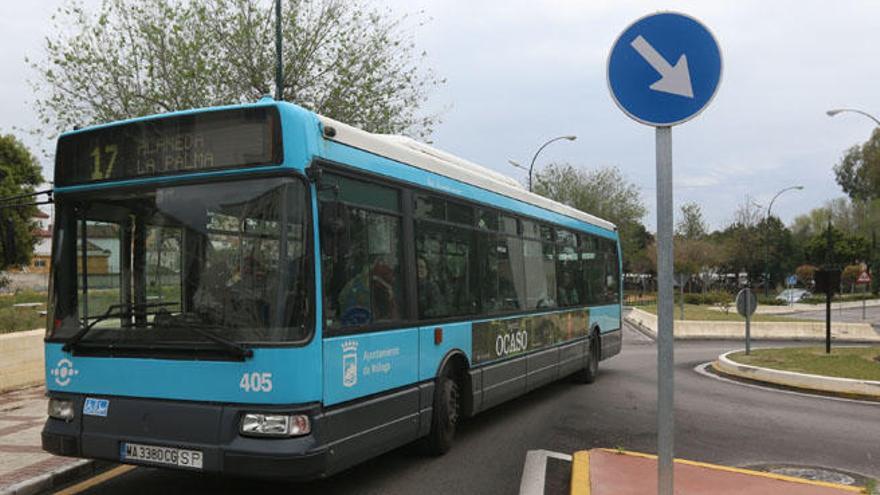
607 12 722 127
736 288 758 318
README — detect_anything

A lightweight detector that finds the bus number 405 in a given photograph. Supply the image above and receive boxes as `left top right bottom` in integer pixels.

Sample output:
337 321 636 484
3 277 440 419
239 372 273 393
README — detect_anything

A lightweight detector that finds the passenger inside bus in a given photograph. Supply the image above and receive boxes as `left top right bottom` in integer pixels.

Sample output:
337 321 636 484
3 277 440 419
417 257 446 318
557 271 581 307
337 256 399 326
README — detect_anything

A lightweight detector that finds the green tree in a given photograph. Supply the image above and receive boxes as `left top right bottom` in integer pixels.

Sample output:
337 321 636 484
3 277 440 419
533 163 648 272
791 197 879 241
711 197 796 290
677 238 721 292
804 226 869 268
712 222 762 283
0 134 45 269
761 216 797 291
675 201 708 240
833 128 880 200
30 0 442 139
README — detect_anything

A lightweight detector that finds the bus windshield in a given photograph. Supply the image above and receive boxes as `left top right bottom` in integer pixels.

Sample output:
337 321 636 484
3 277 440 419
48 177 312 350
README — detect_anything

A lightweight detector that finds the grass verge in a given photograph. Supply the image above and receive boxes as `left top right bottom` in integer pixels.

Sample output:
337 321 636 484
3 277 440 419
637 303 810 322
728 346 880 381
0 291 47 335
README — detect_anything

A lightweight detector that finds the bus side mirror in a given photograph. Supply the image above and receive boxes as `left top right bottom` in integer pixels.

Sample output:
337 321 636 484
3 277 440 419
2 217 17 267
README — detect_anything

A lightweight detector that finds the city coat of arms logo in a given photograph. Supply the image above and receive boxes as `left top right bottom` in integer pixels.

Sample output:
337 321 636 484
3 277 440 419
342 340 358 388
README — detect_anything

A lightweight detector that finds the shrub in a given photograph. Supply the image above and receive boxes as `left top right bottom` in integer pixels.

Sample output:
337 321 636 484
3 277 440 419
795 264 817 286
683 291 733 305
757 295 787 306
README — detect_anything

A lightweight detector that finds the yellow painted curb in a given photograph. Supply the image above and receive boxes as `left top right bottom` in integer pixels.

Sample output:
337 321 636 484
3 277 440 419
599 449 863 493
570 450 590 495
52 465 137 495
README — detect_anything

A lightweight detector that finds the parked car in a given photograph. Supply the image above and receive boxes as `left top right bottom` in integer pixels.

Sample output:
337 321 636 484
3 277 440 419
775 288 810 303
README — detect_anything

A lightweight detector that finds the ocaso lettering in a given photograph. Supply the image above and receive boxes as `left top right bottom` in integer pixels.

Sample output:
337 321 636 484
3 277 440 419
495 331 528 357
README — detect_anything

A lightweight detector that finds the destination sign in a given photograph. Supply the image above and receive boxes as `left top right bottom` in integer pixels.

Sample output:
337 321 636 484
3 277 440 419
55 106 283 186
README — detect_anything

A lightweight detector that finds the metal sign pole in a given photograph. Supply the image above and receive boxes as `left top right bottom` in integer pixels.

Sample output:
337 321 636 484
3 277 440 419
745 288 751 355
607 14 721 495
656 126 674 495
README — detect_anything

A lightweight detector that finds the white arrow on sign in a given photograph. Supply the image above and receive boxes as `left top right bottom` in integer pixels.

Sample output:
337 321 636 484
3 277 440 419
630 35 694 98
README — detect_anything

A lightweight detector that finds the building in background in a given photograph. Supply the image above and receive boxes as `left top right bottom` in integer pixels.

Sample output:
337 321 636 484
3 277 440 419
27 210 52 274
6 210 110 291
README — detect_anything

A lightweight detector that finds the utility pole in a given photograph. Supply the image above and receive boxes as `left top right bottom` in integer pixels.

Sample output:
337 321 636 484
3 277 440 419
826 222 832 353
275 0 283 101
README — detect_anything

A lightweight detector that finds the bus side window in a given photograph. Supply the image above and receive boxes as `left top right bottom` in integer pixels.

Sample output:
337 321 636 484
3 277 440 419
319 172 405 331
603 239 620 303
415 221 475 318
556 229 580 307
579 234 600 305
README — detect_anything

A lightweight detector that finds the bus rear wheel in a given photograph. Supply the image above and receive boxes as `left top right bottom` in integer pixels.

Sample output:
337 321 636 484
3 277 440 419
575 332 600 384
424 374 460 456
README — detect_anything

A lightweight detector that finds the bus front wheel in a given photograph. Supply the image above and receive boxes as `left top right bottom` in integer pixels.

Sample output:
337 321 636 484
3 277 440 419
424 374 460 455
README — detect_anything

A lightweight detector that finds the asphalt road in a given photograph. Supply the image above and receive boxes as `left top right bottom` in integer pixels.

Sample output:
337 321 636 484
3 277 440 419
66 325 880 494
787 304 880 330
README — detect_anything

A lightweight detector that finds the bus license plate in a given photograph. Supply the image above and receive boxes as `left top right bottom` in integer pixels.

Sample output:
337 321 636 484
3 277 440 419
121 442 203 470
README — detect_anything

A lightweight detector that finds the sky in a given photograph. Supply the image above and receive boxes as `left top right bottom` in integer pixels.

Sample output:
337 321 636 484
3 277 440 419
2 0 880 231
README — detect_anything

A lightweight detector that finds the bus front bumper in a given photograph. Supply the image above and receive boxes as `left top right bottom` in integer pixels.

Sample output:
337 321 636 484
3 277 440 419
41 394 331 480
42 430 330 480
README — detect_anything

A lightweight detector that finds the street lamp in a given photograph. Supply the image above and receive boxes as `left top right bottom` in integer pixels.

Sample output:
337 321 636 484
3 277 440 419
827 107 880 294
764 185 804 297
826 108 880 126
508 135 577 191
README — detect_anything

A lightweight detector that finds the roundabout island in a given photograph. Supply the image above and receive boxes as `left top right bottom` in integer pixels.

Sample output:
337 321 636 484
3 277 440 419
713 346 880 401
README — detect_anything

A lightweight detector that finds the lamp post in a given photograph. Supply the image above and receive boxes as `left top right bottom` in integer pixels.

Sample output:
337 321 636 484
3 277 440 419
826 108 880 126
274 0 283 100
827 108 880 295
508 135 576 191
764 185 804 297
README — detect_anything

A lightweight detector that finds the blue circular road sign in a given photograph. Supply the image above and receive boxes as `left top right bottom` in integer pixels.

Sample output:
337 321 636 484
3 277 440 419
607 12 722 127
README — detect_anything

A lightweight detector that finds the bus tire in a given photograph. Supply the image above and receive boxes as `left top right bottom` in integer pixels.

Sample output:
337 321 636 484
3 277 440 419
424 374 460 456
575 331 600 384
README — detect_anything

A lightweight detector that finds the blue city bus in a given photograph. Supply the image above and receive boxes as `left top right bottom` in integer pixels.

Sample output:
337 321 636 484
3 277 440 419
42 98 622 479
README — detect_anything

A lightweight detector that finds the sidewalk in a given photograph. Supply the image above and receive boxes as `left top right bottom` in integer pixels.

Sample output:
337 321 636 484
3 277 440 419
572 449 865 495
0 385 97 495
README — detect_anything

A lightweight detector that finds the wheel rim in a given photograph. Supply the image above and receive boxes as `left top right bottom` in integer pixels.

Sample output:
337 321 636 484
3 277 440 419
447 381 459 428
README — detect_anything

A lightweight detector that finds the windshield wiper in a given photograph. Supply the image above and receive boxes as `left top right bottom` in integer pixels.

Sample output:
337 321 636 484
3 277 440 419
175 323 253 360
62 301 178 352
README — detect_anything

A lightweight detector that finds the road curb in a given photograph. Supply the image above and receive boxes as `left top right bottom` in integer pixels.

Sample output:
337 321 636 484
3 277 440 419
592 449 863 493
713 350 880 400
0 459 108 495
570 451 590 495
622 311 656 341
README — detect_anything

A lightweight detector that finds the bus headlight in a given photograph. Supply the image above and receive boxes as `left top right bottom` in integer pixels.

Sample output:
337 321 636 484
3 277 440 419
240 413 310 437
48 398 75 421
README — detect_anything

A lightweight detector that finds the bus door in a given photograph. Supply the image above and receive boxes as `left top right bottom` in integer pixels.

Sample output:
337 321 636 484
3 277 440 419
317 171 420 415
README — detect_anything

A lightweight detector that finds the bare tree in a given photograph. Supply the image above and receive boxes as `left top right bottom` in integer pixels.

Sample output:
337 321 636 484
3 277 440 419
732 195 764 228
